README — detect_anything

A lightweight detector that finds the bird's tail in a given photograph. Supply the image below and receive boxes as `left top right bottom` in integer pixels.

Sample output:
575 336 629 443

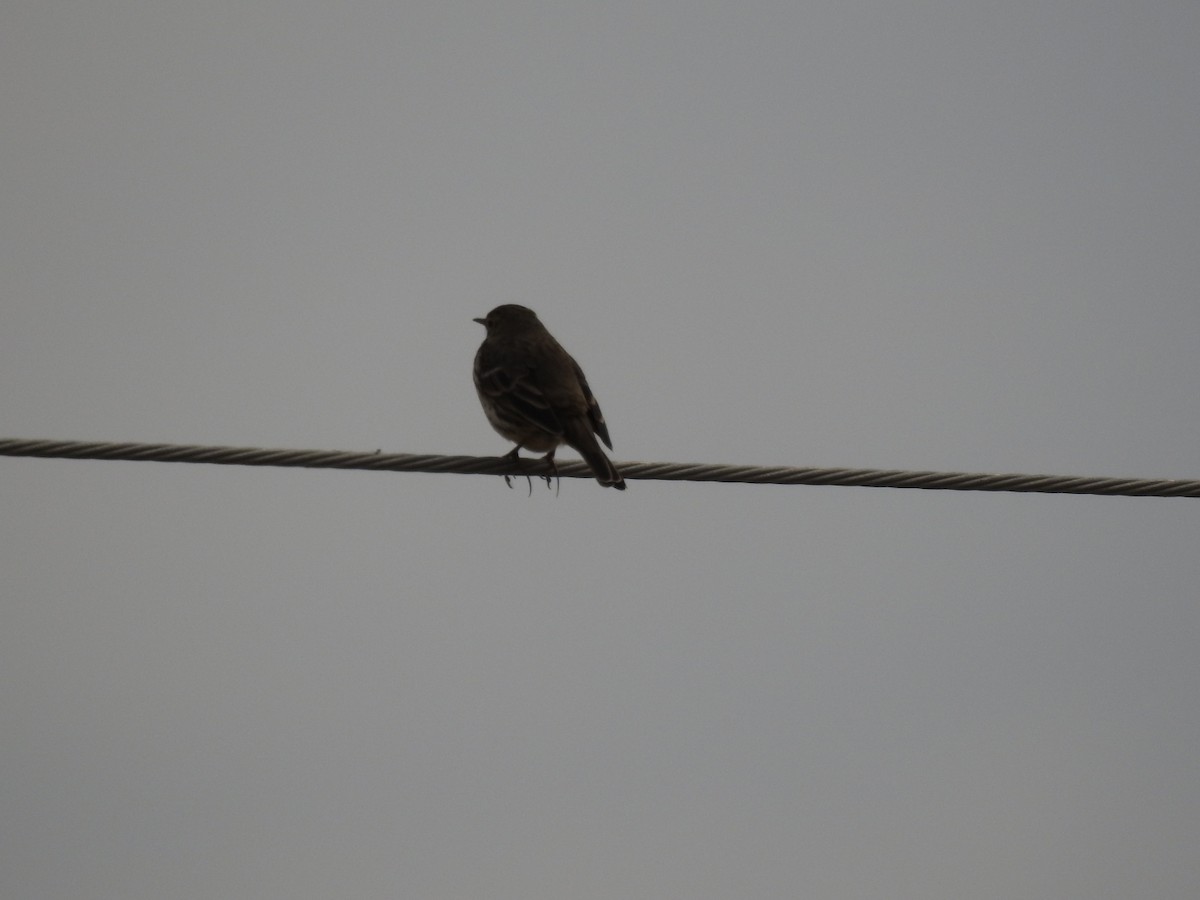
564 421 626 490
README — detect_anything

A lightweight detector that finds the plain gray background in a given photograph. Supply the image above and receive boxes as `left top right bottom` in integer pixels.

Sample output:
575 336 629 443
3 3 1198 898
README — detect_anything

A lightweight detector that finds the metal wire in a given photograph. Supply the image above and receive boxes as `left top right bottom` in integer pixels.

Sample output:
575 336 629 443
2 437 1198 497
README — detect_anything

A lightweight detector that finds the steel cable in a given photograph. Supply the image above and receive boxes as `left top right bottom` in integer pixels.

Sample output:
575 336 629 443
2 437 1198 497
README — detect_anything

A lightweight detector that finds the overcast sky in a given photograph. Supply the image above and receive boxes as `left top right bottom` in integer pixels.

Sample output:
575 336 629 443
3 3 1199 898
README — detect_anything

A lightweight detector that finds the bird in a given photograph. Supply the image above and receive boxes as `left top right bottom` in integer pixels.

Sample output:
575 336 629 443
473 304 625 490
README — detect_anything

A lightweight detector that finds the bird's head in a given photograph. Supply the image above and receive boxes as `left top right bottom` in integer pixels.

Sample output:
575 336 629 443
473 304 541 334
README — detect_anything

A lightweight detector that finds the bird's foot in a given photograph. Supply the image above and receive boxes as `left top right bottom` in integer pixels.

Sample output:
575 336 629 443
501 446 534 495
541 451 560 497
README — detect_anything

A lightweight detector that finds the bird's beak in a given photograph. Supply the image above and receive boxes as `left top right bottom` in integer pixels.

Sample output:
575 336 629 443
473 317 486 325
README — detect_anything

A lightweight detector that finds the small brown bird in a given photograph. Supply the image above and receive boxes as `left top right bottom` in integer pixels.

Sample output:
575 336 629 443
473 304 625 490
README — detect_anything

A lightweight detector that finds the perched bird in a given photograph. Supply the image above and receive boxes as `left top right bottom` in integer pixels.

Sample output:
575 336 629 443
473 304 625 490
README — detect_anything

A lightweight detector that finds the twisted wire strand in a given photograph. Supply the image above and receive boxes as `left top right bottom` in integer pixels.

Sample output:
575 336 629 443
2 437 1197 497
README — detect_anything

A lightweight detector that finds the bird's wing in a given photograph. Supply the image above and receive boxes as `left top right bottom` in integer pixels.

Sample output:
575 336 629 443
475 356 565 438
571 359 613 450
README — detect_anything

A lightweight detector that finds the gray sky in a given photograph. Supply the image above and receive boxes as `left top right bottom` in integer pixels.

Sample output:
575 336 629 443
3 2 1199 898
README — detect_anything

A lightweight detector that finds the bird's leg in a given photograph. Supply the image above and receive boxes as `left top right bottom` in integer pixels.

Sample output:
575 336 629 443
501 445 533 495
541 448 560 496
